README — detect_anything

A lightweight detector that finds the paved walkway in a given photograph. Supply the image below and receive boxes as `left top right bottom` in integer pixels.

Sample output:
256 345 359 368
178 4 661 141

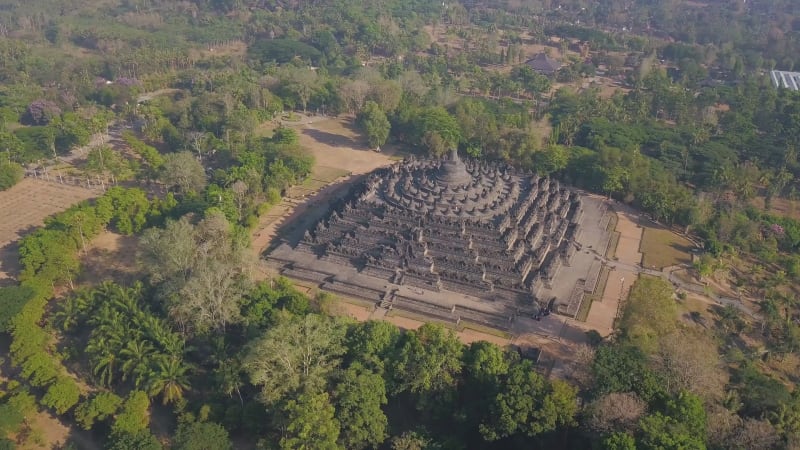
584 201 643 335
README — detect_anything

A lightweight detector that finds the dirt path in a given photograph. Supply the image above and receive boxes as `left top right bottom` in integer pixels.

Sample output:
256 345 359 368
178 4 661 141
334 299 511 346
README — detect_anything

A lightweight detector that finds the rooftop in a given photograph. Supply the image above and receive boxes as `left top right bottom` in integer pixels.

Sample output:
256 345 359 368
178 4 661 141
770 70 800 91
525 53 562 74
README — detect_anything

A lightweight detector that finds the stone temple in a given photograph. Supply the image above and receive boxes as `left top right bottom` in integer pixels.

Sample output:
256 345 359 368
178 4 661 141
267 150 610 333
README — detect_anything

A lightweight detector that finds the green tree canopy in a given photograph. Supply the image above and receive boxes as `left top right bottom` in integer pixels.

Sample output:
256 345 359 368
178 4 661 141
389 323 463 410
160 151 206 194
74 392 123 430
344 320 400 372
172 420 233 450
479 360 578 440
333 363 388 449
111 390 151 436
413 107 462 156
0 285 35 332
245 314 346 404
280 391 341 450
356 101 390 148
0 161 23 191
40 376 80 414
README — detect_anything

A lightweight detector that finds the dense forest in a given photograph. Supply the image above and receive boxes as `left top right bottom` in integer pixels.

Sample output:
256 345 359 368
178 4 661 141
1 0 800 449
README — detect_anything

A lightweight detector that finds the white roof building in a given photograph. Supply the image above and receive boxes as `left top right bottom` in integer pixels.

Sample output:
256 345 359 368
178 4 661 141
771 70 800 91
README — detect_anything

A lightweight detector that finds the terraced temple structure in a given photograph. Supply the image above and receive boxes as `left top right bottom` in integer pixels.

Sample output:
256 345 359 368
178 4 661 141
267 150 609 332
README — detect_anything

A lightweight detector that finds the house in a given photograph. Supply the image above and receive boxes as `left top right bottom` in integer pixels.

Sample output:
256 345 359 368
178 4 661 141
525 53 562 76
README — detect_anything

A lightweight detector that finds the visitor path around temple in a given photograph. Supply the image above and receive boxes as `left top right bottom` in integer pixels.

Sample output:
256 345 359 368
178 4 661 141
584 199 642 335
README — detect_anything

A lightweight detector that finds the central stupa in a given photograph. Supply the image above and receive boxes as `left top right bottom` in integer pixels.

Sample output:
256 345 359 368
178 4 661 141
435 148 472 186
296 151 583 305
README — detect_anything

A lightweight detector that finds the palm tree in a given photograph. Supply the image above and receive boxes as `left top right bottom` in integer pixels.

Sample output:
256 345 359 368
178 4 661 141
120 339 155 388
110 283 142 316
92 350 119 387
53 292 89 332
142 316 184 356
146 356 191 405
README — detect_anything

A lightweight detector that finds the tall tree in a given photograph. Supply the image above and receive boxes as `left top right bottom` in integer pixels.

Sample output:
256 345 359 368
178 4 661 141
333 363 388 449
139 213 249 335
159 151 206 194
389 323 463 408
356 101 390 148
245 314 346 404
111 391 151 436
173 419 233 450
146 356 191 405
345 320 400 372
280 392 341 450
479 360 578 440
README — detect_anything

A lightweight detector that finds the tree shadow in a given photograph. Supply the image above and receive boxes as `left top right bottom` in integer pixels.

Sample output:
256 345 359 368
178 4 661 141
0 241 20 287
670 241 695 260
301 128 366 150
61 426 105 450
0 224 37 287
683 310 709 328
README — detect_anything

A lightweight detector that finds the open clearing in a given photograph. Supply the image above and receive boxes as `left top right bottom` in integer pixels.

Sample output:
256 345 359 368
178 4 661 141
0 179 96 284
640 226 694 269
296 116 401 175
751 195 800 221
77 231 139 286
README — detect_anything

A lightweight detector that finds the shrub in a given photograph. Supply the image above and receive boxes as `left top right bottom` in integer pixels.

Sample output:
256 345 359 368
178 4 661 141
0 161 23 191
22 100 61 125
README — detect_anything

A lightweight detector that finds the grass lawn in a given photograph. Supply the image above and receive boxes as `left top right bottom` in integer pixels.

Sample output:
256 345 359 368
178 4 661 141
640 226 693 269
311 165 351 182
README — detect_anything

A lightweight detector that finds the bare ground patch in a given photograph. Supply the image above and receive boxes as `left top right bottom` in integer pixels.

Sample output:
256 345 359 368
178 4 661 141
751 195 800 221
77 231 139 286
296 116 400 175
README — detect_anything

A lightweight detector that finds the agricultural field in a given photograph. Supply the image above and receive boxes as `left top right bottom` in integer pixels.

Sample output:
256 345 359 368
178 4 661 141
0 179 97 284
